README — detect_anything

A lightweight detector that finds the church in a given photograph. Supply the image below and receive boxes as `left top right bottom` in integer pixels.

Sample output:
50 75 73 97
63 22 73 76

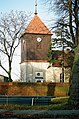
20 1 71 83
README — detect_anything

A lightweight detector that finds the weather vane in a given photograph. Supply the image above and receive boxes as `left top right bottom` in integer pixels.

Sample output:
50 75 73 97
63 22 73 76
35 0 38 15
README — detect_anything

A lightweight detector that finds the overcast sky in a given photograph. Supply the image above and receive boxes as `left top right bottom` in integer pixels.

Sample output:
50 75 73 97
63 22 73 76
0 0 56 80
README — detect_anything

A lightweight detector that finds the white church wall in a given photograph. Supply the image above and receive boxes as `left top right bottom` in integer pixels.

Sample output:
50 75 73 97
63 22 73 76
20 62 71 82
20 62 27 82
20 62 48 82
46 67 62 82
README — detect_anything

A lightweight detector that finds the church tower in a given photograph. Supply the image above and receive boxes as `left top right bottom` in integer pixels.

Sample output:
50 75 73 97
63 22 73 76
20 0 52 82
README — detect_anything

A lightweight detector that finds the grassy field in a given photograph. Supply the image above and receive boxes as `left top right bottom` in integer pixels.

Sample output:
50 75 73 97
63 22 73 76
0 96 78 110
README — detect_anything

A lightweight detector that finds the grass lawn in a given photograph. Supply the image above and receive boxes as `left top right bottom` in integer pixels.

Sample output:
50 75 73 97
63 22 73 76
0 96 78 110
0 96 79 118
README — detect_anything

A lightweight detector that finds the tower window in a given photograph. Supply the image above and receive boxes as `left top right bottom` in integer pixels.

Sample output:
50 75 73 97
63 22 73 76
36 42 41 49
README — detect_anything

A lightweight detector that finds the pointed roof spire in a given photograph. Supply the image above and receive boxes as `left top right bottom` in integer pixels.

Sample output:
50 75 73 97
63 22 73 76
35 0 38 15
25 15 52 35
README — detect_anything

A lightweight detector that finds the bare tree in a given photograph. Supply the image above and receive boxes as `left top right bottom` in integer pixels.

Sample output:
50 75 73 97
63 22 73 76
43 0 79 105
44 0 79 47
0 11 31 82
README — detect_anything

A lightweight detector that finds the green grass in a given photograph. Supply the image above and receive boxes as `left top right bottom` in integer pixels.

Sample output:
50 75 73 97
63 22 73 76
51 96 69 104
0 96 78 110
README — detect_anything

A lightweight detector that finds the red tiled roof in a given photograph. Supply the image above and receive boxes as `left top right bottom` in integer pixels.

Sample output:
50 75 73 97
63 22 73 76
25 15 52 35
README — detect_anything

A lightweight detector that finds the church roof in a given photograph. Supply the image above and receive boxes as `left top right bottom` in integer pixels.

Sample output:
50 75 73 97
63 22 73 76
25 15 52 35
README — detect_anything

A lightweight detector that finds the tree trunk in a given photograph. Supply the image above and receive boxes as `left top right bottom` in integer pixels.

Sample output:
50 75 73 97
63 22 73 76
69 0 75 44
8 57 12 82
74 0 79 45
69 45 79 104
8 72 12 82
69 0 79 105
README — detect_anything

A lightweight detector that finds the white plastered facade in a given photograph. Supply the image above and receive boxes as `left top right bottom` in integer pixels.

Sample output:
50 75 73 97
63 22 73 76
20 61 70 82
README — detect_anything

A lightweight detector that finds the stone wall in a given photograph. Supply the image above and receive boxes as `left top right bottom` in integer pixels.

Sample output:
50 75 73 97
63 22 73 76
0 82 70 97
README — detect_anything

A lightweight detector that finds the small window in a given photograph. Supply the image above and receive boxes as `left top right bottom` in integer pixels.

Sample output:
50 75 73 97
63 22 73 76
36 42 41 49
